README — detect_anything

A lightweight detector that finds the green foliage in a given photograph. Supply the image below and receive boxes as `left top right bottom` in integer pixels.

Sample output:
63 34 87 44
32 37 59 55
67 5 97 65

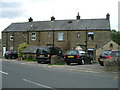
111 30 120 45
18 43 28 58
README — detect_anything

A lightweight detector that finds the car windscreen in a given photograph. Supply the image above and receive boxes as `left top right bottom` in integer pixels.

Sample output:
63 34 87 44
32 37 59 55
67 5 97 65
111 51 120 57
36 48 49 53
100 51 111 56
65 50 78 55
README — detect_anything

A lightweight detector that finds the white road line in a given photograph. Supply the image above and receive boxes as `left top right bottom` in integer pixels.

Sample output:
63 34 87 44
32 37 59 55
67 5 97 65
0 71 8 75
23 79 57 90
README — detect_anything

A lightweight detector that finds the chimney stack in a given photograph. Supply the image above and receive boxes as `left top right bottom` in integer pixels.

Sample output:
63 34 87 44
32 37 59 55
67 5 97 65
76 12 80 20
28 17 33 22
51 16 55 21
106 13 110 20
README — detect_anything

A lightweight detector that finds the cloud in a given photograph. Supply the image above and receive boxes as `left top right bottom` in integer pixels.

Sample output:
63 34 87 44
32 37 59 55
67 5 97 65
1 1 22 8
1 9 24 18
0 0 25 18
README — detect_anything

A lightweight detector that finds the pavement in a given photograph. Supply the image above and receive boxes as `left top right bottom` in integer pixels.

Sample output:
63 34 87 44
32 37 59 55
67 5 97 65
1 58 118 74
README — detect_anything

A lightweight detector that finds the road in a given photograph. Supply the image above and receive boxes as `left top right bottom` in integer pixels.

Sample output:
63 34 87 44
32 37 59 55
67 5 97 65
1 58 119 89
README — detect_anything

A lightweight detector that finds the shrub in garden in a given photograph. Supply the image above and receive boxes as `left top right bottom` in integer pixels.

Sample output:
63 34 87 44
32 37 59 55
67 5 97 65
17 43 28 59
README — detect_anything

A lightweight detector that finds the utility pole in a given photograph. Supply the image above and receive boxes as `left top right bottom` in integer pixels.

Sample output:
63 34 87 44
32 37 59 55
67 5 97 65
85 27 88 53
85 27 88 62
52 25 55 47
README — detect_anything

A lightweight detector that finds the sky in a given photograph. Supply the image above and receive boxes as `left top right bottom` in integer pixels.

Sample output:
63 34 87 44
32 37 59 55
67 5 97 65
0 0 119 38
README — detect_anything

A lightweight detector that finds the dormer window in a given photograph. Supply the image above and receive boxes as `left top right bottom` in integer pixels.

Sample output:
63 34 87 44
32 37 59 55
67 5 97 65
31 33 36 40
10 35 14 41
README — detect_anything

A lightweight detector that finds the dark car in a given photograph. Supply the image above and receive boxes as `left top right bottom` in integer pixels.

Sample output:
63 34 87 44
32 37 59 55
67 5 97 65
4 50 18 59
35 47 62 63
64 50 93 65
98 50 120 66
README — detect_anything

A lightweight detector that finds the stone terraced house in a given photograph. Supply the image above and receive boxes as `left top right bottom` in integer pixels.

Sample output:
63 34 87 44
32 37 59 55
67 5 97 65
2 13 113 61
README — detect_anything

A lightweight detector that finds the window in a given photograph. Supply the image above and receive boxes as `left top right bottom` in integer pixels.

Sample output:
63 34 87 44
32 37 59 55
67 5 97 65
31 33 36 40
10 47 13 50
10 35 14 41
48 32 51 38
58 32 63 41
77 32 80 38
88 32 94 40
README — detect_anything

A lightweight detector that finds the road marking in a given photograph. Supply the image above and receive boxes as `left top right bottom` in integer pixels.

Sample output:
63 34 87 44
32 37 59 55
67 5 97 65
0 71 8 75
23 79 57 90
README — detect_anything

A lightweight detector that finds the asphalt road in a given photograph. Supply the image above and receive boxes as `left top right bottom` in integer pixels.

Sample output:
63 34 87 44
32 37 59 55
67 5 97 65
1 58 119 89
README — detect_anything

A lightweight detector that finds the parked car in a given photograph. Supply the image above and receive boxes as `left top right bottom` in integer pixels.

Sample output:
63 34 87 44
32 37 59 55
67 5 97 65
64 50 93 65
98 50 120 66
35 47 62 63
4 50 18 59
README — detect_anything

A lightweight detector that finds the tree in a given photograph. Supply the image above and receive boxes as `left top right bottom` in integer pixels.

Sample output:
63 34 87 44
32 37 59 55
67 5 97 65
18 43 28 58
111 30 120 45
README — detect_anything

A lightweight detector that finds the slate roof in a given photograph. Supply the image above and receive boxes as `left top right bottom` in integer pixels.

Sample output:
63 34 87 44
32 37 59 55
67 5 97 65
2 18 111 32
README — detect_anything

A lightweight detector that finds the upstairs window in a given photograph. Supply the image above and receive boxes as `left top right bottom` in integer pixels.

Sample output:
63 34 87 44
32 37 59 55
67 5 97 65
77 32 80 38
48 32 51 38
58 32 63 41
10 35 14 41
31 33 36 40
88 32 94 40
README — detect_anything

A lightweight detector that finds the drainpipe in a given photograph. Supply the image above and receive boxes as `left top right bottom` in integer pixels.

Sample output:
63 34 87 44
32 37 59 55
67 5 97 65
85 27 88 53
6 31 8 51
13 32 14 50
27 29 29 45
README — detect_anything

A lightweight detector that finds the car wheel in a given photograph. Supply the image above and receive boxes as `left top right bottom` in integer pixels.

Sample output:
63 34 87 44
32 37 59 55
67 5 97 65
89 60 93 64
5 57 8 59
37 61 41 63
67 62 70 65
99 62 104 66
81 59 85 65
10 55 14 59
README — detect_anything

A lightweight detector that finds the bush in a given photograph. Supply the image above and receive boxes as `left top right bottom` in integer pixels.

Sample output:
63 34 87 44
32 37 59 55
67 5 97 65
18 43 28 59
104 57 120 72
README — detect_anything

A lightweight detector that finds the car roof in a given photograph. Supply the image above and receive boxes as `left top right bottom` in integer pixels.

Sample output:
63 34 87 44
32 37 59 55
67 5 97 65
67 50 85 52
37 46 60 49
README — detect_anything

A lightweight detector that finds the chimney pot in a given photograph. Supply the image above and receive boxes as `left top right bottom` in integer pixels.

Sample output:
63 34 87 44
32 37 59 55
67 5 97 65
106 13 110 20
51 16 55 21
76 12 80 20
28 17 33 22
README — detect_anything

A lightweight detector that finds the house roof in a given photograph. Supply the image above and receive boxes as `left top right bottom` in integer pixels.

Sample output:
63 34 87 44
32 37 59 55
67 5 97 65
2 18 111 32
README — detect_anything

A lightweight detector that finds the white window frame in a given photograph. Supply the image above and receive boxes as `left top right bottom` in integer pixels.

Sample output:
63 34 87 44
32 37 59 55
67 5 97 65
10 47 13 50
77 32 80 38
10 35 14 41
48 32 51 38
31 32 36 40
88 32 94 40
58 32 63 41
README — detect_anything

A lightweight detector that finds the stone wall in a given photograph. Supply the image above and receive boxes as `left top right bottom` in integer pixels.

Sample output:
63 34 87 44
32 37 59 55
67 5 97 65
2 30 111 57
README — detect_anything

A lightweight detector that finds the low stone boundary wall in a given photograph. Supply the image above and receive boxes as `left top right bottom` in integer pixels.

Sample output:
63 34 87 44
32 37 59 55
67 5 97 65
51 55 65 64
104 57 120 72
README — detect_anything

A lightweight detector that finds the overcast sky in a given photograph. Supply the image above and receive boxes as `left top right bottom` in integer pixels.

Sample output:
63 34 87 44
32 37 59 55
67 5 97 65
0 0 119 38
